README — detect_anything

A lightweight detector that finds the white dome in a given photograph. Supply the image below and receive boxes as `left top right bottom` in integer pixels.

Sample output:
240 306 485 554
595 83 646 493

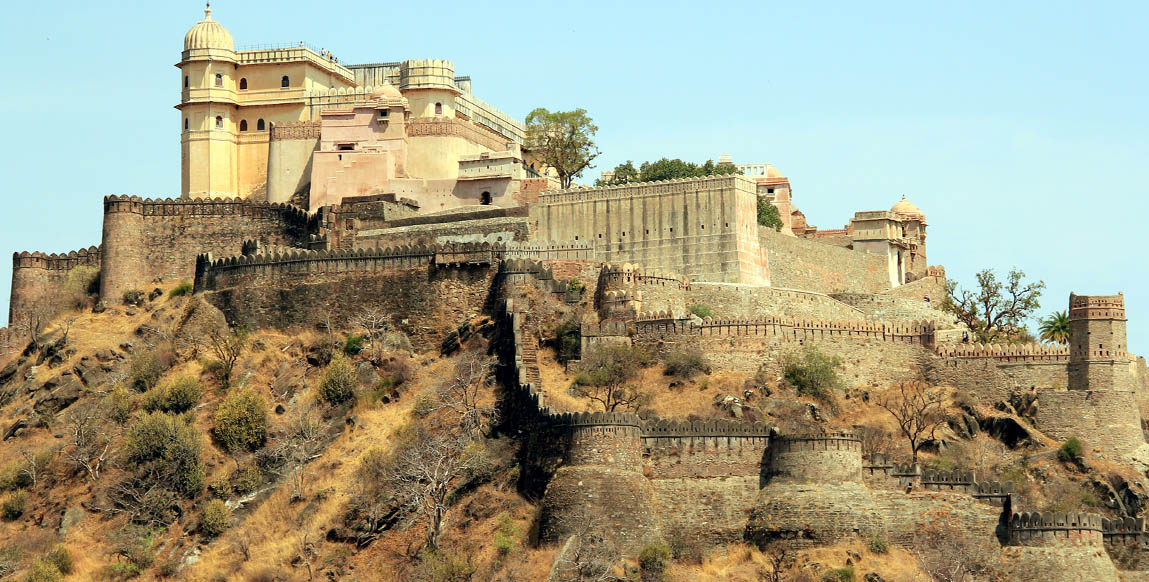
184 4 234 51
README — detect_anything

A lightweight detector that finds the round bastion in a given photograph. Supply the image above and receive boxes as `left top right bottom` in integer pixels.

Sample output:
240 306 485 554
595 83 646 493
746 432 886 548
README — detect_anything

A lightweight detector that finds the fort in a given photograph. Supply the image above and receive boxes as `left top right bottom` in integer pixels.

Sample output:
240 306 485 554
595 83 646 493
1 6 1148 581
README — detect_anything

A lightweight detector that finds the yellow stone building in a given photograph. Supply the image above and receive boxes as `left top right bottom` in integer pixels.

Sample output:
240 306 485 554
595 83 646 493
177 5 543 209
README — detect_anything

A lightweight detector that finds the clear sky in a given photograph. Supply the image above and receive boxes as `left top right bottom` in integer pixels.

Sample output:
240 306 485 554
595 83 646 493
1 1 1146 352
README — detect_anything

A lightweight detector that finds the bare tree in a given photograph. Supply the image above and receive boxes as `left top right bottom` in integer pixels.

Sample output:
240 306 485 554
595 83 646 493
267 406 324 501
550 508 618 582
877 382 947 465
209 328 248 388
913 520 1001 582
384 427 478 549
64 404 116 481
436 350 497 434
758 541 791 582
350 308 392 363
19 449 53 486
856 425 895 460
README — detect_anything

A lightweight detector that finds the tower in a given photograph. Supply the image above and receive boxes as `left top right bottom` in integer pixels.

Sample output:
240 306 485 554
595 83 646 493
1068 293 1128 391
177 4 238 199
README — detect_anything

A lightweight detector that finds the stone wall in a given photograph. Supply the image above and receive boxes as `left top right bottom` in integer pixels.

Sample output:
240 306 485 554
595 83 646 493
688 284 866 321
354 216 533 249
1033 390 1146 457
759 226 890 293
830 292 961 325
101 196 310 302
8 246 101 328
532 175 768 284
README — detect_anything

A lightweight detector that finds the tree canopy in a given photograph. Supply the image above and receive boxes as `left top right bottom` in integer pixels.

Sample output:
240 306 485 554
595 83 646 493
525 108 599 189
758 198 783 231
1038 311 1070 344
596 157 740 186
942 268 1045 342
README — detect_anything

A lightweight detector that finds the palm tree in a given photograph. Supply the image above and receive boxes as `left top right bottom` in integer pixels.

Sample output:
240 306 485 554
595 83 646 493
1039 311 1070 344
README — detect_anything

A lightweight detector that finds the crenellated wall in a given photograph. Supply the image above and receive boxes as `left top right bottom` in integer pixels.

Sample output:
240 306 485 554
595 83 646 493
9 246 101 329
101 195 310 302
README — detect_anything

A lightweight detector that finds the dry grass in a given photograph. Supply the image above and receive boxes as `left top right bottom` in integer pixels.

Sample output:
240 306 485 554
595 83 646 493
671 541 928 582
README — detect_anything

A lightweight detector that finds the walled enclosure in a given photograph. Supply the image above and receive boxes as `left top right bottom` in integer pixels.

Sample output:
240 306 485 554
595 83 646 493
530 175 768 285
100 196 310 302
759 226 891 294
8 246 101 329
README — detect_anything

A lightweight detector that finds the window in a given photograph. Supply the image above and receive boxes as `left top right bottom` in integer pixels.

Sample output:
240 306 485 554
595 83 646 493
257 119 265 131
239 78 248 90
767 188 774 194
281 75 290 88
480 191 492 205
215 73 223 88
337 144 355 151
240 120 248 132
183 75 189 88
378 109 389 119
215 116 223 129
434 102 443 115
184 118 188 130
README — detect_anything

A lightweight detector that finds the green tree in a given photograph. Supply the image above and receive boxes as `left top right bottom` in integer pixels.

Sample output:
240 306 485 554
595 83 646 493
782 346 843 400
942 268 1045 342
758 197 784 231
525 108 599 188
596 160 640 186
572 344 650 412
1039 310 1070 345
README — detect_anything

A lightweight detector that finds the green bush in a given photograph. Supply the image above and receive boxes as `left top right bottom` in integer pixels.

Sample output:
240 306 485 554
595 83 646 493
319 354 357 405
821 567 855 582
1 490 27 521
554 319 581 362
129 350 173 392
122 289 146 306
412 395 436 418
142 376 203 414
688 304 713 319
168 282 194 298
1059 437 1084 463
231 464 263 496
23 559 62 582
212 387 268 454
639 543 671 582
343 334 365 356
782 346 843 400
105 387 136 425
200 499 230 537
124 412 205 496
663 347 711 379
493 513 517 557
867 537 889 554
44 545 74 575
110 526 155 574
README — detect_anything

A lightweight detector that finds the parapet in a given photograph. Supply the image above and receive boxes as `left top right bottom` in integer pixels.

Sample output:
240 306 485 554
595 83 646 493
767 432 863 483
1103 517 1146 537
12 246 101 271
102 195 309 225
399 58 458 92
537 174 757 204
632 315 937 347
269 121 321 140
935 342 1070 362
600 263 690 291
1009 511 1104 547
1069 292 1126 320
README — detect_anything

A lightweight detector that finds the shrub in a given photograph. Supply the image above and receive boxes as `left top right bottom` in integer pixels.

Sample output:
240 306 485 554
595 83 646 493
231 464 263 496
493 513 517 557
44 545 74 575
143 376 203 414
212 387 268 454
343 334 365 356
122 289 146 306
821 567 855 582
412 395 436 418
200 499 230 537
867 537 889 554
124 412 205 496
129 350 174 392
105 387 136 425
663 347 711 379
1 491 27 521
0 546 22 578
782 346 843 400
688 304 713 319
23 559 62 582
110 526 155 574
639 543 671 582
554 319 581 362
411 550 473 582
318 354 357 405
1059 437 1084 463
572 344 652 412
666 527 705 564
169 282 194 298
381 354 415 387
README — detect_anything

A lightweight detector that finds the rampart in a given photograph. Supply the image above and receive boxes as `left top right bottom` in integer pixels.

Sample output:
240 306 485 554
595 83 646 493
759 226 890 293
830 292 961 325
531 175 768 284
687 284 866 322
1032 389 1145 457
101 196 310 302
642 418 772 479
598 263 689 317
1009 511 1105 547
9 246 101 328
766 432 863 482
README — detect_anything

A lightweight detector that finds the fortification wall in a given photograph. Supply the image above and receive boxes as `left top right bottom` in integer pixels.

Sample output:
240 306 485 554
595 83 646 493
882 267 947 299
642 419 772 479
1010 512 1105 547
1033 390 1145 457
927 344 1071 401
759 226 889 293
8 246 101 328
353 216 533 249
830 292 961 325
688 283 867 321
0 327 19 361
1003 546 1121 582
871 489 1005 546
531 175 767 284
598 264 690 317
651 476 759 546
101 196 309 302
266 122 320 205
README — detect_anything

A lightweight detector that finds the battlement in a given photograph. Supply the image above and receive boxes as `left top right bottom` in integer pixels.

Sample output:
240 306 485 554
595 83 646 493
12 246 101 271
399 58 458 91
935 342 1070 362
767 432 863 484
1069 293 1125 320
269 121 321 140
537 174 756 204
549 411 645 429
643 418 773 438
1010 511 1105 547
925 265 946 278
600 263 690 290
102 195 309 223
1103 517 1146 536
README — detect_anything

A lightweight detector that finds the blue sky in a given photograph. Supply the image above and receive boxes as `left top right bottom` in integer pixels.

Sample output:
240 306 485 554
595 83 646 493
1 1 1146 352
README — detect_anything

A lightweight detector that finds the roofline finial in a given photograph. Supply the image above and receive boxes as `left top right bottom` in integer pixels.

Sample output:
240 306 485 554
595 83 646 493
205 1 212 20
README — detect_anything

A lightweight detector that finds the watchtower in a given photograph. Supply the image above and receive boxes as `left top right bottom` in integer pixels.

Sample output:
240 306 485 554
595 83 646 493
1068 293 1128 391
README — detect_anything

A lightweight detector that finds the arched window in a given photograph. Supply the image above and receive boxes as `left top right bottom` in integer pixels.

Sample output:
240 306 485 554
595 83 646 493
240 120 248 132
215 73 223 88
215 116 223 129
434 102 443 115
256 119 265 131
184 118 189 130
281 75 290 88
480 191 492 205
239 78 248 90
183 75 189 88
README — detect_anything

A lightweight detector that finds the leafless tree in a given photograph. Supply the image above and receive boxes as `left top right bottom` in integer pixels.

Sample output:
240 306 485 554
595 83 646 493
878 381 948 465
757 541 791 582
856 425 895 460
436 350 497 434
267 406 324 501
209 328 248 388
550 509 619 582
19 449 52 486
384 427 479 549
64 404 116 481
350 308 392 363
912 520 1001 582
